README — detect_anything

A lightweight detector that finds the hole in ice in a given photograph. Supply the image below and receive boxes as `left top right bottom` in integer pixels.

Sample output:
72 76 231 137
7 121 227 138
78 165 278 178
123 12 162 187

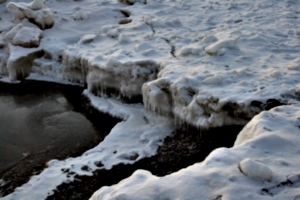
0 80 121 197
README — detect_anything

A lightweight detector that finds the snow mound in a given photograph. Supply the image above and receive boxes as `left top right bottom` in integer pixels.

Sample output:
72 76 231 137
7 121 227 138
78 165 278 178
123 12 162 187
239 158 273 182
6 0 54 30
90 103 300 200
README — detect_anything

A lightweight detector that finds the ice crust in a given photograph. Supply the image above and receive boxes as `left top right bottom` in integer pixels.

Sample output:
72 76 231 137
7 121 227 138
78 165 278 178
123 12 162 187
91 103 300 200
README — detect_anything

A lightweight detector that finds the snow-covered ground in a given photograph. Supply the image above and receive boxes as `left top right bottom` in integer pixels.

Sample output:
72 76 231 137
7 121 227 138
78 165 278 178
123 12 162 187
0 0 300 199
92 103 300 200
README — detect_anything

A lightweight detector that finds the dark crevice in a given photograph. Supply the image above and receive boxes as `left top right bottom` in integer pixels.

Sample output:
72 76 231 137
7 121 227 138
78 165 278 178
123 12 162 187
145 21 155 35
261 174 300 196
120 9 131 18
162 38 176 58
46 125 243 200
250 98 285 112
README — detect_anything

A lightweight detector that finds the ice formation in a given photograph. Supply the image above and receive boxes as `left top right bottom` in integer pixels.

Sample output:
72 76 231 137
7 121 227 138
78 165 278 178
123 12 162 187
7 45 43 80
61 24 170 97
6 0 54 30
90 103 300 200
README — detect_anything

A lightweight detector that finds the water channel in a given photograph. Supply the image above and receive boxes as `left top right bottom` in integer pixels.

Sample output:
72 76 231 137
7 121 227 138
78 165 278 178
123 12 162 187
0 80 120 196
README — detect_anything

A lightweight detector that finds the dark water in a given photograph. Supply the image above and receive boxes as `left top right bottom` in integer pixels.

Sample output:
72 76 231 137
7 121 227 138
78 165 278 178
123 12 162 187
0 93 97 173
0 80 121 196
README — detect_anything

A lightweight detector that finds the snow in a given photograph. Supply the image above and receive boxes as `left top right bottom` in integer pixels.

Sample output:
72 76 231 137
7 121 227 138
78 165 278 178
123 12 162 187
0 0 299 199
91 103 300 200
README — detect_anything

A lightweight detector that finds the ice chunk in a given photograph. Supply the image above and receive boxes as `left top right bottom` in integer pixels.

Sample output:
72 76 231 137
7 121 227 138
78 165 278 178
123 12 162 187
88 58 159 98
7 45 44 80
6 1 55 30
205 37 239 56
239 158 273 182
29 0 45 10
12 26 43 48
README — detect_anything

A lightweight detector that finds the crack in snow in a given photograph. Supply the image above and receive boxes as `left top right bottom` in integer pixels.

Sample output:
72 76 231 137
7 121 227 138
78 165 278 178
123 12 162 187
162 38 176 58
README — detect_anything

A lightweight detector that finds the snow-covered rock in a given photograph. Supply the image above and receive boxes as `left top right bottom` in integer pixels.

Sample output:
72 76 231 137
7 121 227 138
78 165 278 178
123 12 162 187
6 0 54 30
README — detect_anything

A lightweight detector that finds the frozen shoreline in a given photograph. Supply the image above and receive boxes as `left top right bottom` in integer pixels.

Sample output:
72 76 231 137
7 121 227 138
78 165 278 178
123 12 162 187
0 0 300 199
